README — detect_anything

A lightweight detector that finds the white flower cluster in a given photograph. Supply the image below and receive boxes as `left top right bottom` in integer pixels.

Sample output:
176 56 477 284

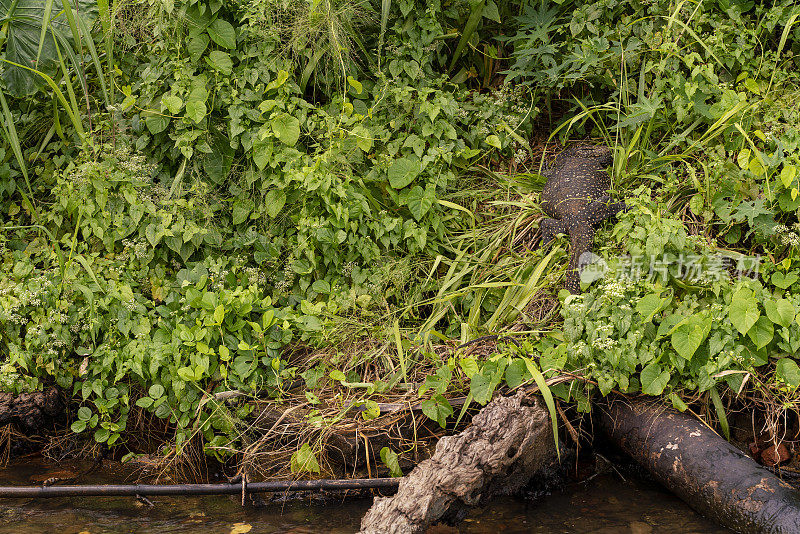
114 146 157 182
242 266 267 286
341 261 356 278
601 278 629 300
122 238 149 260
274 258 296 295
591 337 616 350
780 233 800 247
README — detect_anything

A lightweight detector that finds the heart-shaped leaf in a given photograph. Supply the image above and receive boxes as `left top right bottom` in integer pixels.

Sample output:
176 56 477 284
388 156 421 189
747 316 774 350
641 362 670 395
728 288 760 334
270 113 300 146
207 18 236 49
772 271 799 290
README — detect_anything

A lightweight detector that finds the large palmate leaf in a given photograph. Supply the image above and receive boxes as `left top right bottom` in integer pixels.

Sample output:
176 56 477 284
0 0 96 96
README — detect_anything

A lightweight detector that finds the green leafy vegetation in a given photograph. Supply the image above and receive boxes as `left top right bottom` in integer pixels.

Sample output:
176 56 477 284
0 0 799 476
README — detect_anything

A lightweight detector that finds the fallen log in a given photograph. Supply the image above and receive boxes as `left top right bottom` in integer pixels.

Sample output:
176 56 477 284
0 387 62 433
599 397 800 534
359 390 557 534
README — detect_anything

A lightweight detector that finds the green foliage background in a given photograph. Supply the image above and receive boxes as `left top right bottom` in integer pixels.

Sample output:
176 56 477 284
0 0 798 469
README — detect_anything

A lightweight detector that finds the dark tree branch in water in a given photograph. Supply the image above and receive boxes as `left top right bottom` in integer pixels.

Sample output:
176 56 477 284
0 477 400 498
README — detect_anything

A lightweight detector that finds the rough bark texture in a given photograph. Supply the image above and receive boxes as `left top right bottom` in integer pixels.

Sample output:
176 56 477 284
0 387 62 433
359 391 556 534
599 398 800 534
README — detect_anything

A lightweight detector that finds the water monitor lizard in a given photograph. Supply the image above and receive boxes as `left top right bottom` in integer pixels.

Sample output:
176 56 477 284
539 144 624 293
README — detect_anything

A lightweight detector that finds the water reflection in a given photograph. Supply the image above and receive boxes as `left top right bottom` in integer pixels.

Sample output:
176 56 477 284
0 459 728 533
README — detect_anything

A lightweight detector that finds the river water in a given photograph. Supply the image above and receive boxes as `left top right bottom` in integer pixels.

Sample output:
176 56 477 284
0 458 729 533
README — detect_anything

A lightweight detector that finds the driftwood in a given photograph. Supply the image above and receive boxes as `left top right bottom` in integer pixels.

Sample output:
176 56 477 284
359 390 557 533
599 397 800 534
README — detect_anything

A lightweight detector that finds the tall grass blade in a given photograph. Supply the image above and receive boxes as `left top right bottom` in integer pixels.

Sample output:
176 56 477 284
449 0 485 73
522 356 560 458
35 0 56 67
51 31 85 127
2 58 86 141
378 0 390 69
709 386 730 440
76 13 109 106
0 89 32 199
96 0 113 101
393 319 407 383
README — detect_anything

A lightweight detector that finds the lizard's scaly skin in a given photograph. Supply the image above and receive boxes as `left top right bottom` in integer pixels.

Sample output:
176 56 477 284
540 145 624 293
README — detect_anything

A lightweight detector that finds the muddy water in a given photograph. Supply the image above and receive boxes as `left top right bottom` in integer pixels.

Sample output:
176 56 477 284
0 459 729 533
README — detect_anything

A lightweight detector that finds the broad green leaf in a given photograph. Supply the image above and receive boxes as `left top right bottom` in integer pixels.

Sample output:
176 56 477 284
689 194 704 215
265 70 289 92
362 400 380 420
329 369 346 381
776 358 800 389
459 356 479 379
177 366 196 381
747 316 773 350
187 33 209 63
421 395 453 428
505 359 529 389
764 298 795 328
470 372 494 405
144 113 169 134
346 76 363 95
483 0 500 22
485 134 501 149
636 293 669 323
264 189 286 218
771 271 799 290
205 50 232 75
671 316 710 360
213 304 225 324
71 420 86 433
380 447 403 477
780 164 797 188
232 355 253 379
185 100 207 123
640 362 670 395
135 397 154 408
0 0 96 96
312 280 331 294
253 137 273 170
352 125 373 152
388 156 421 189
402 185 434 221
290 443 320 474
232 198 253 225
162 95 183 114
207 18 236 49
270 113 300 146
737 149 751 169
728 288 760 334
668 392 687 412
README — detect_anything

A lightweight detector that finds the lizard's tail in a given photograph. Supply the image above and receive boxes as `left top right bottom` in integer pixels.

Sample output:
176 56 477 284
566 227 596 293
